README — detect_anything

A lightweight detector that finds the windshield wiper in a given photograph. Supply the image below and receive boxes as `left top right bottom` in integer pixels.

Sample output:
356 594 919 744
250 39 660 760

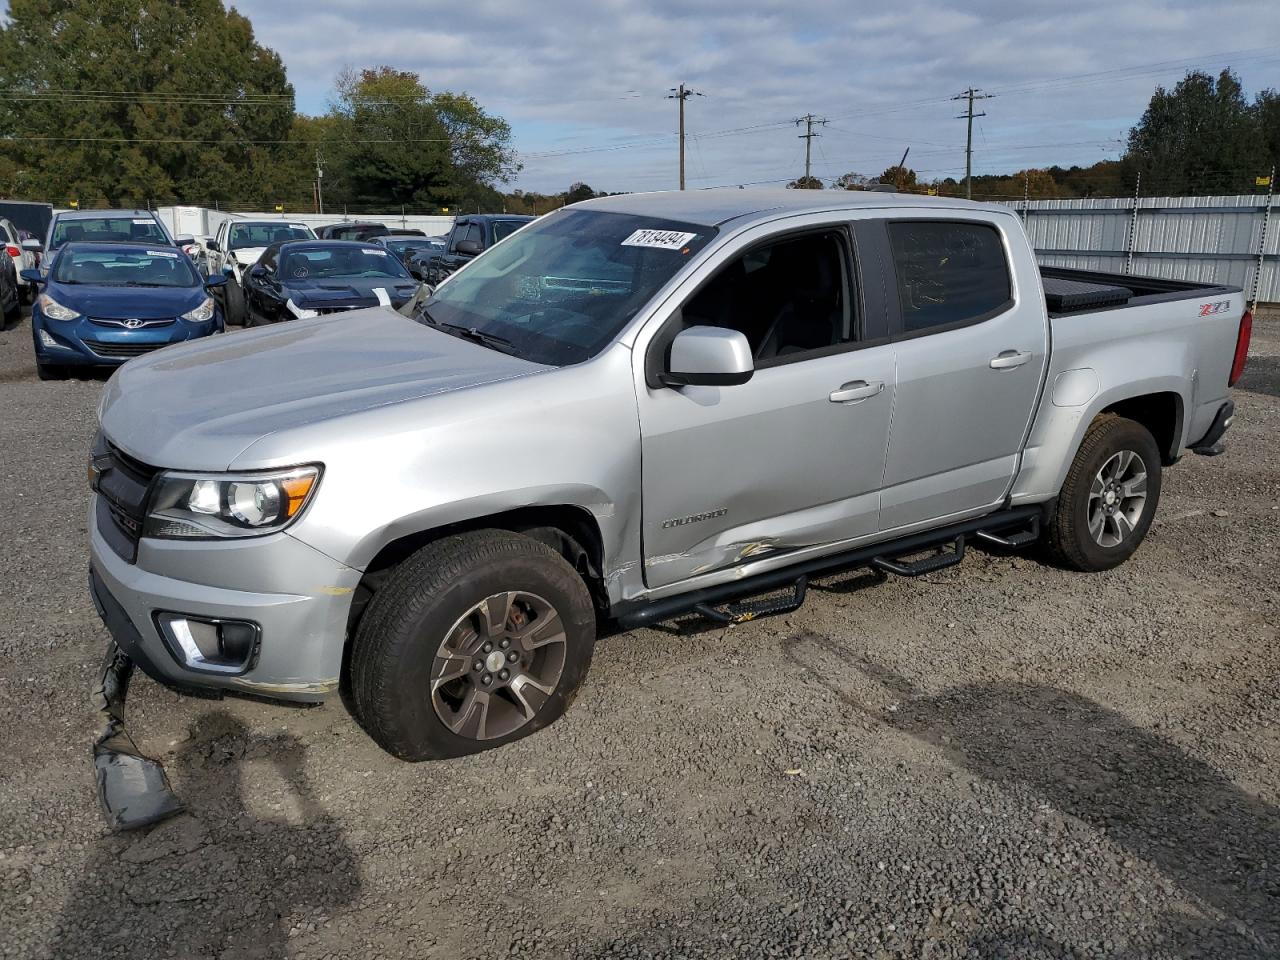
421 312 520 356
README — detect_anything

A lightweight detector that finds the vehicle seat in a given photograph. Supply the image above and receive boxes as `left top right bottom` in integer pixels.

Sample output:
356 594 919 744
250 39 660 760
77 261 111 284
273 229 294 243
754 245 842 359
64 225 85 243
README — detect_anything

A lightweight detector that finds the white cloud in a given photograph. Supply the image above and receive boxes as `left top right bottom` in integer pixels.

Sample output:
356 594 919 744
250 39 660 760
229 0 1280 193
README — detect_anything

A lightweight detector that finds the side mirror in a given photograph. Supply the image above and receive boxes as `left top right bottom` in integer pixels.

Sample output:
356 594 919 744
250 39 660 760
248 264 266 278
21 238 41 253
204 273 228 288
19 268 42 285
661 326 754 387
455 239 482 256
206 239 220 252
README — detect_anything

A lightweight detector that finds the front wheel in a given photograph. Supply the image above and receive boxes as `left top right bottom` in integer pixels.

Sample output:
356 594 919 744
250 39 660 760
1045 415 1162 571
350 530 597 761
222 277 246 327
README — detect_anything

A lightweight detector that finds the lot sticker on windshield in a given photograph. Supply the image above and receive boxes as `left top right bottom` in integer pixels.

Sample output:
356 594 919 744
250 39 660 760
364 248 388 255
132 218 156 225
145 249 178 258
621 229 697 250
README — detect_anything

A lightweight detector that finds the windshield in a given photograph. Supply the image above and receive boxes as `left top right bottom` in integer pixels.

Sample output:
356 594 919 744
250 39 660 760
53 247 199 287
51 216 168 250
422 209 715 366
280 245 412 280
492 220 530 243
230 222 313 250
383 239 427 257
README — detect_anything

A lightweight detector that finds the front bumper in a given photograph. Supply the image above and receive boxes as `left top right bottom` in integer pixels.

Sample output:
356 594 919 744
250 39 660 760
89 497 362 702
34 312 223 366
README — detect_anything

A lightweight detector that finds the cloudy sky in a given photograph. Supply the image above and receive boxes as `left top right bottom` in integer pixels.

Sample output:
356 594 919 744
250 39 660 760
233 0 1278 195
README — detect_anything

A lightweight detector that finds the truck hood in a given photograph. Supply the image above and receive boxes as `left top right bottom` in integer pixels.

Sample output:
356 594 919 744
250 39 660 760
228 247 267 266
98 308 549 470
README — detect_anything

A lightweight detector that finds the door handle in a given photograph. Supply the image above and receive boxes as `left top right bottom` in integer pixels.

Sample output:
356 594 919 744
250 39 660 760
989 350 1032 370
829 380 884 403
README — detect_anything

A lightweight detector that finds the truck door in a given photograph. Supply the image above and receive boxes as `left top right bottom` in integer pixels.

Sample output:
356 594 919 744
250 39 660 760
877 216 1048 531
638 225 896 590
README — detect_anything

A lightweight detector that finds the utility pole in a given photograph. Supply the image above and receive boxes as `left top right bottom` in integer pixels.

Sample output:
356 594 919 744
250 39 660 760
315 147 325 215
794 114 828 185
952 87 993 200
667 84 703 190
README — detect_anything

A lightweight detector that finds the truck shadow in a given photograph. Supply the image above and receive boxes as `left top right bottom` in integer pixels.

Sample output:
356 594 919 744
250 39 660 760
788 634 1278 957
1235 355 1280 398
48 711 360 959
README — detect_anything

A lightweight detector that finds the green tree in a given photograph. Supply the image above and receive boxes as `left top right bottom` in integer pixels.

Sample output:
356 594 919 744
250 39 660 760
1254 88 1280 184
0 0 297 206
786 175 823 189
878 165 917 191
324 66 518 212
833 172 869 190
1123 69 1266 195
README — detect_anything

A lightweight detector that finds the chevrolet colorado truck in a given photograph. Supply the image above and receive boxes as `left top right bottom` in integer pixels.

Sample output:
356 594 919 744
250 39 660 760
86 190 1250 828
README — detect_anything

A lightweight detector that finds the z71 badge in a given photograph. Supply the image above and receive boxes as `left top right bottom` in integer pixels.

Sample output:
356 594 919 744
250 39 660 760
1198 300 1232 317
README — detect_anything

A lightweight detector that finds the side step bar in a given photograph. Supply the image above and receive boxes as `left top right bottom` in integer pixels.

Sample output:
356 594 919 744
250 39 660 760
873 536 965 577
615 505 1043 629
974 516 1041 549
693 577 808 624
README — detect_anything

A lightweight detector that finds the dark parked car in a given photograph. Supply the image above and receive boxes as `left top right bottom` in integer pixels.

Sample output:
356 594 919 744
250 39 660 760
315 222 389 242
421 214 534 285
403 237 446 281
370 234 439 269
240 240 422 324
24 242 226 379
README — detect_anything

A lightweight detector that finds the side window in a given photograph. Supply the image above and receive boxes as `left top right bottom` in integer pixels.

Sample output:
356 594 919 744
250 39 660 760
887 221 1011 334
465 223 483 248
681 230 852 365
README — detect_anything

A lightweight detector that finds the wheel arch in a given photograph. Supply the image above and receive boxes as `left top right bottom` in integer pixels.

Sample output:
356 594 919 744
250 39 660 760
1099 390 1184 465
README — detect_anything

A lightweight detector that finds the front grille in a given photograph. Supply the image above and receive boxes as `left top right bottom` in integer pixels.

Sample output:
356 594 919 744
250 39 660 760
92 433 160 562
82 339 169 359
313 305 359 315
89 317 176 329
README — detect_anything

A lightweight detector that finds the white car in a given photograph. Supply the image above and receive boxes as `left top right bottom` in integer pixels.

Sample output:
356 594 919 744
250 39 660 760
0 217 39 302
205 219 316 325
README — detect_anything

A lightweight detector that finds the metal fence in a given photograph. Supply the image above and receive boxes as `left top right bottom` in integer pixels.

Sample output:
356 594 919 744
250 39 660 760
1002 192 1278 305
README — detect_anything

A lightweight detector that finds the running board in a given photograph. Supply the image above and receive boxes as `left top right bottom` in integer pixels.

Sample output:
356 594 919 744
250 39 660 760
974 515 1041 549
615 505 1043 629
872 536 965 577
694 576 807 624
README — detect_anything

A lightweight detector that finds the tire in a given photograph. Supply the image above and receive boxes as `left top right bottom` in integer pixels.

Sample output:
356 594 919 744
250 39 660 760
1044 415 1162 572
350 530 597 761
222 277 246 327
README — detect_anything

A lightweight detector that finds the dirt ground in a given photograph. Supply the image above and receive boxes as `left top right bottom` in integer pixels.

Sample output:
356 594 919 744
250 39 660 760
0 305 1276 960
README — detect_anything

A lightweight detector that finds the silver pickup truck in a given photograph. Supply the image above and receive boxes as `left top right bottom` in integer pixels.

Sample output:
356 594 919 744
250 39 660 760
87 190 1251 827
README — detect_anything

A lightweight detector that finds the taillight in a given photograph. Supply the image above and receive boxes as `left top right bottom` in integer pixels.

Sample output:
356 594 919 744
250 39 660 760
4 244 18 258
1229 310 1252 387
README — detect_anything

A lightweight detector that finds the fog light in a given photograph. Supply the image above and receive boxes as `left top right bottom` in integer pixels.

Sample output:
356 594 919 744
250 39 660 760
155 612 260 674
38 329 60 348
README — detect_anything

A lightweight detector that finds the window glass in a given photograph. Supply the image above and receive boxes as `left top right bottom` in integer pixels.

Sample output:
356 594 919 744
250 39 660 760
53 247 199 287
492 220 527 243
464 224 483 247
279 244 411 280
229 223 312 250
681 231 850 362
424 209 715 366
51 216 168 250
887 221 1011 333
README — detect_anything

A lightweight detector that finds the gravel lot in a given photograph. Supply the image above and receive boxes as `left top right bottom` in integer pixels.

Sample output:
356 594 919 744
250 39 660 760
0 306 1276 960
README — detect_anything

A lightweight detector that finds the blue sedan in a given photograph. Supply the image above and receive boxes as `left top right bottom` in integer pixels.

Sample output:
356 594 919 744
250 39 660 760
24 242 227 380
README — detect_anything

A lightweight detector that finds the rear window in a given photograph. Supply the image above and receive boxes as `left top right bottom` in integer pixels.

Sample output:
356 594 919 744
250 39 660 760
887 221 1011 334
51 216 168 249
53 248 199 287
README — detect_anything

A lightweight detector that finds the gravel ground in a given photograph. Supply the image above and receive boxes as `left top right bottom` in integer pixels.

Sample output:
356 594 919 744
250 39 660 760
0 306 1277 960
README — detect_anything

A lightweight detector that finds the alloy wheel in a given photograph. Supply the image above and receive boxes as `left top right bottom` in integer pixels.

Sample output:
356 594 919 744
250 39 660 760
1088 449 1148 548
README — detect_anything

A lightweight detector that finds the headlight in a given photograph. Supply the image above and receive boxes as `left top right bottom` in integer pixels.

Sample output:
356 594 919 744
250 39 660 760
182 297 215 322
143 466 321 539
37 293 80 321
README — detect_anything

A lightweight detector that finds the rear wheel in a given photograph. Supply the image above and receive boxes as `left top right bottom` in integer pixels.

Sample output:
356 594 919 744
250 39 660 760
350 530 597 761
1045 415 1162 571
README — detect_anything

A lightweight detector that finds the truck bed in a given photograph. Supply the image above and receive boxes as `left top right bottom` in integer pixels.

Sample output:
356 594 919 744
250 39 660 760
1039 266 1239 317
